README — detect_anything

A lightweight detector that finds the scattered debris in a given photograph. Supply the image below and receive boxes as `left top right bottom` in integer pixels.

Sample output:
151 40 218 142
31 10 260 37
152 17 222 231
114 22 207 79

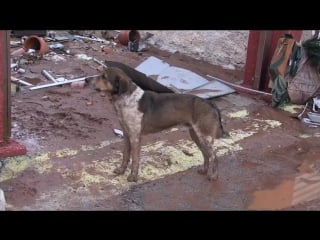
44 53 66 62
222 64 236 70
11 47 26 57
41 95 49 101
73 35 107 43
10 40 22 48
300 98 320 125
17 68 26 74
11 30 47 37
76 54 93 61
47 31 74 41
312 97 320 112
113 129 124 138
307 112 320 123
101 30 119 40
297 103 309 120
49 43 66 54
128 40 139 52
101 47 113 55
302 118 320 126
70 81 86 89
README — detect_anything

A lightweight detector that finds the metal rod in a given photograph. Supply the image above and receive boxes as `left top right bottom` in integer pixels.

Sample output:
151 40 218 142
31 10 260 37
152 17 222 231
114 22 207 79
93 58 108 68
30 74 100 90
42 70 58 83
11 76 33 86
206 74 272 96
298 102 308 120
73 35 107 43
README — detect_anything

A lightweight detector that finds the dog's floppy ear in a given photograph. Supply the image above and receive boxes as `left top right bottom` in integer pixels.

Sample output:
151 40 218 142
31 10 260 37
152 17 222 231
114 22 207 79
116 75 130 95
105 67 136 95
114 75 137 95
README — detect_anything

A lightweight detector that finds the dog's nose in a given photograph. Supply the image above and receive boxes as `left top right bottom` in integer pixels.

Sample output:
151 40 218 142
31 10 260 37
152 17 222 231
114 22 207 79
86 78 97 90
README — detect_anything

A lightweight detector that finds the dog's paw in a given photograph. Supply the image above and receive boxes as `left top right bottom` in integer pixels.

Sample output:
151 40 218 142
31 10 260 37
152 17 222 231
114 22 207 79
197 167 208 175
113 167 126 175
127 174 138 182
207 171 218 181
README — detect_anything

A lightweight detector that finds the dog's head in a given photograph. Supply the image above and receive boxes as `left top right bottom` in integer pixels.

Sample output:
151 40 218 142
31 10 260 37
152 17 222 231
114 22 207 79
89 67 137 97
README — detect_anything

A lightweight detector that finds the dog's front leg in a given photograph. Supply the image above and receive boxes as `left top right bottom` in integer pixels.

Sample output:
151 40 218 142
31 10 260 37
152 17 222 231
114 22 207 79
207 153 218 181
127 137 141 182
114 133 131 175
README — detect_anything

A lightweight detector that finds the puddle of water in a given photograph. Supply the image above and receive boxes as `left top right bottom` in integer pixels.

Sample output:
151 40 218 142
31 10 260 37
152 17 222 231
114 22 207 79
248 180 294 210
292 173 320 206
249 172 320 210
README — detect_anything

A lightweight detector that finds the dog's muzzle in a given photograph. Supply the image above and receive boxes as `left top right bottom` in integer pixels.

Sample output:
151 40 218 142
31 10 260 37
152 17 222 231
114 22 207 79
86 77 99 90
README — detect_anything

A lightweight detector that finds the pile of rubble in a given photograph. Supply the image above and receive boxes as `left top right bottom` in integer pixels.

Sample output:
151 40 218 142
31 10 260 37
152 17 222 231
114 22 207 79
10 30 128 93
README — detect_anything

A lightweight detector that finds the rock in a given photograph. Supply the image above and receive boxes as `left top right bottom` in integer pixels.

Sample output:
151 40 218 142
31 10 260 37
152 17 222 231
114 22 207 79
222 64 236 70
71 81 86 89
101 30 118 40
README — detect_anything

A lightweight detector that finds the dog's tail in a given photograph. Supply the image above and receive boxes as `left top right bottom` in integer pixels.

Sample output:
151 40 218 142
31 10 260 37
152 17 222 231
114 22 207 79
206 99 230 138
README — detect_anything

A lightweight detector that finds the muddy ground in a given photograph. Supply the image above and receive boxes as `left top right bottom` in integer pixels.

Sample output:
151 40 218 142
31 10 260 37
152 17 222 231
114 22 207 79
1 31 320 210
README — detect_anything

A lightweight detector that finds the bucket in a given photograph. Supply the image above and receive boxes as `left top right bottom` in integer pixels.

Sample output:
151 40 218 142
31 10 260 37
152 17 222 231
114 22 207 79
23 35 49 55
118 30 140 46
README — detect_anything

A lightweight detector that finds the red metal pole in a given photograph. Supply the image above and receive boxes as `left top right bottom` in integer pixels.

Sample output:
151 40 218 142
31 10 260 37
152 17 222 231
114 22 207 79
243 30 303 92
0 30 26 157
0 31 8 142
243 30 260 88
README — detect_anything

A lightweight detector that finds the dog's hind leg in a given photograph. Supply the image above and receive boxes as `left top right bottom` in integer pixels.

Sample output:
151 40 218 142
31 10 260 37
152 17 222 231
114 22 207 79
189 127 218 181
114 133 131 175
189 128 209 175
207 146 218 181
127 137 141 182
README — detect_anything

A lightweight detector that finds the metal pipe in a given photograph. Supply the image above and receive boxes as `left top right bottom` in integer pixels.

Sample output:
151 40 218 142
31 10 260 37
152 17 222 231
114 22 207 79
11 77 33 86
41 70 58 83
73 35 106 43
30 74 100 90
93 58 108 68
206 74 272 96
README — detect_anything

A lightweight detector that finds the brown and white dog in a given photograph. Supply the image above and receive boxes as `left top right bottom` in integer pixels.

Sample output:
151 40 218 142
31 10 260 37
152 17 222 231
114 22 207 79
89 67 228 182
